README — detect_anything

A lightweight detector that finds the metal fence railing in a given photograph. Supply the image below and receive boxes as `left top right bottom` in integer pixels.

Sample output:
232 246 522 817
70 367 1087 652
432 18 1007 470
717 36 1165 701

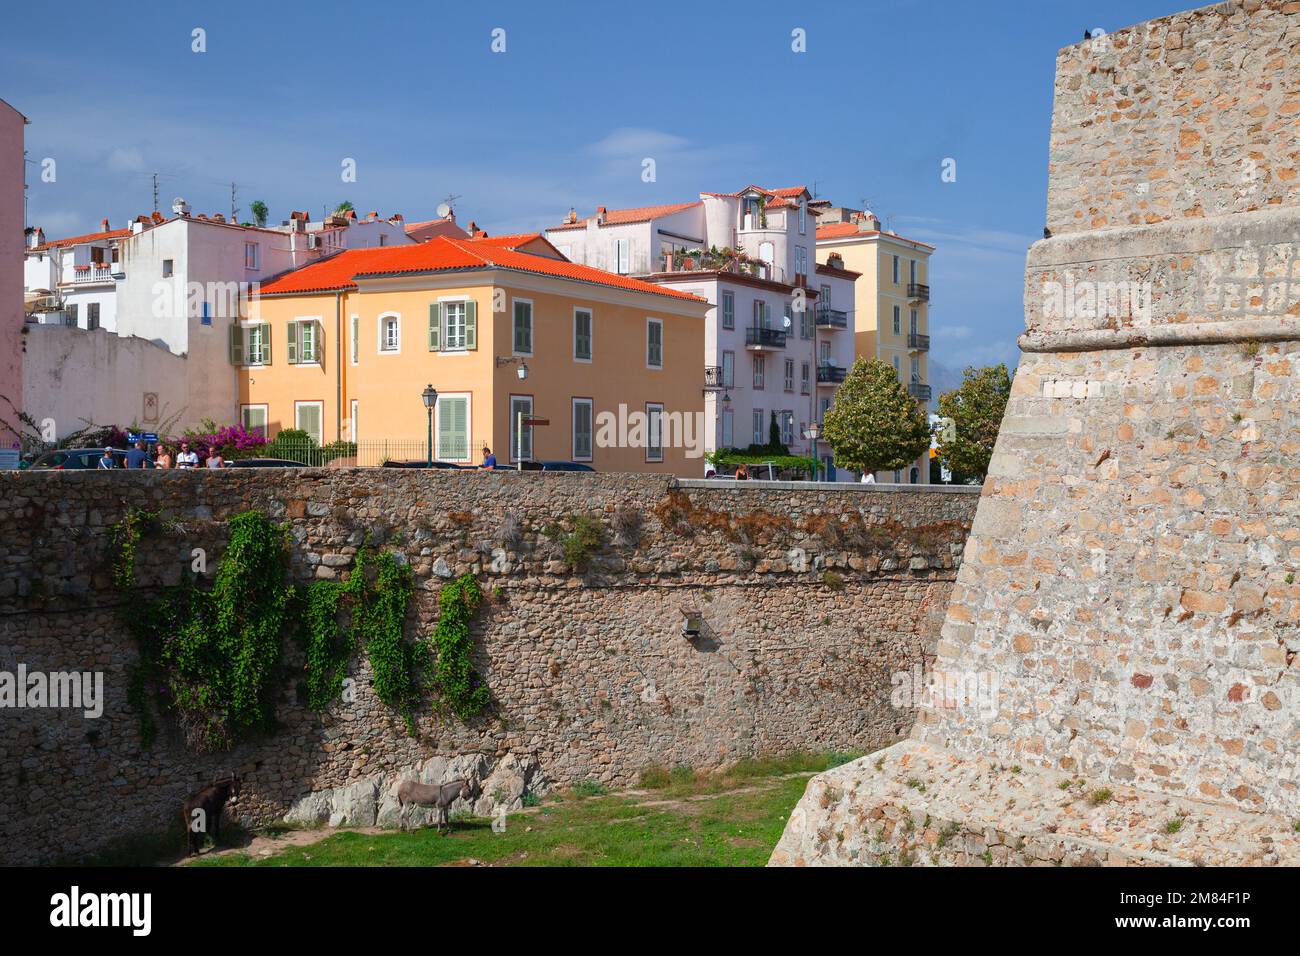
232 439 444 467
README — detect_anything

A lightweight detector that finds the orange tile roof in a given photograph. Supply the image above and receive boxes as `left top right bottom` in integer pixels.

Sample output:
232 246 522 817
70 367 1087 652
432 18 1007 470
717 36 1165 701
548 201 702 230
815 221 935 249
257 236 706 303
33 227 132 251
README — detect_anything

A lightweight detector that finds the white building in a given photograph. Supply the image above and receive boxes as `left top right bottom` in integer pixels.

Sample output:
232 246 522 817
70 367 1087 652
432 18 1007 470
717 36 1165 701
545 185 854 478
20 199 420 438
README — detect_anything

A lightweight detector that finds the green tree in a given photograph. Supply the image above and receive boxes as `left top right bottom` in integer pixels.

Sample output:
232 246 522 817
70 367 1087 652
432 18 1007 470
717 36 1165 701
250 200 268 227
934 363 1012 481
822 358 931 474
334 200 354 214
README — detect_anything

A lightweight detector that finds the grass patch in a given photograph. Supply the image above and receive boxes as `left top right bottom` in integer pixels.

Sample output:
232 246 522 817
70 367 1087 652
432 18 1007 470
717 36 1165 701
1090 788 1114 806
189 749 857 868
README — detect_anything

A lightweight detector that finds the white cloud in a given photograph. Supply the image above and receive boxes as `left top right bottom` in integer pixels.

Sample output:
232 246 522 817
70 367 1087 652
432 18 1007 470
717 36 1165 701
106 147 144 173
589 127 691 158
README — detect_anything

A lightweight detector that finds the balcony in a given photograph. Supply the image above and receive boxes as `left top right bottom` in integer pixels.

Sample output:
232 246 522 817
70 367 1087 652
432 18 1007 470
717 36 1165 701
907 332 930 351
815 307 848 330
68 263 116 285
908 383 932 401
704 365 727 391
817 363 846 384
745 326 787 350
907 282 930 302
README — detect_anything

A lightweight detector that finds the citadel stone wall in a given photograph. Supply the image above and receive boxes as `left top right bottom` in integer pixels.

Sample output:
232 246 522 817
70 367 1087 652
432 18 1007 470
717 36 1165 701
0 470 978 864
773 0 1300 867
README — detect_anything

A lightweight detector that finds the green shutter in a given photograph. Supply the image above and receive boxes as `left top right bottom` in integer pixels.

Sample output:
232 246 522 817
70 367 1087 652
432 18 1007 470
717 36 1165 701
287 322 298 364
464 300 477 350
229 324 243 365
428 303 441 351
260 323 272 364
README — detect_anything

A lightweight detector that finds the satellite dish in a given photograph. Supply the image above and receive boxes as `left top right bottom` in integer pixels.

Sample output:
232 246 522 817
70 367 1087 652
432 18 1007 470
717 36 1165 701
436 202 452 219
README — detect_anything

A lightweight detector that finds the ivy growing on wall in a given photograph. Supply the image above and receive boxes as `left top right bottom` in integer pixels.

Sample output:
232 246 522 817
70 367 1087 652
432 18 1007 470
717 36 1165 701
116 509 294 752
112 509 483 750
430 573 490 721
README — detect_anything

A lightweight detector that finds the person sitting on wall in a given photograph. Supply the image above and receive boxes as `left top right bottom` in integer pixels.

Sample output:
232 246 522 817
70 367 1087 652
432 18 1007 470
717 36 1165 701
860 470 876 484
97 447 116 469
480 446 497 470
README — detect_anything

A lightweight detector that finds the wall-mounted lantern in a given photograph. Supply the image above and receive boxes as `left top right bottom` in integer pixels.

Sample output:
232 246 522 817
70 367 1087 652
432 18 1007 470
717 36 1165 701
681 608 704 640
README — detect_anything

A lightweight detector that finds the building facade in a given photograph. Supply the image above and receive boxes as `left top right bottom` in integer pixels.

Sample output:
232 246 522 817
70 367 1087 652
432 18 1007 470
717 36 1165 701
242 234 710 475
546 185 851 478
815 210 934 483
0 98 25 446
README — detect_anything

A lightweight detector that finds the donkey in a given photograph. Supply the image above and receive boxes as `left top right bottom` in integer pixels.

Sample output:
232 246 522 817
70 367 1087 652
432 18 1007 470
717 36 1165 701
396 778 474 834
181 774 241 856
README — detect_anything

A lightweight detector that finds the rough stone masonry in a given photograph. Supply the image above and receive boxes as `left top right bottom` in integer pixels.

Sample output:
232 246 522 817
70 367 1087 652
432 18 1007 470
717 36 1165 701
0 470 977 864
773 0 1300 866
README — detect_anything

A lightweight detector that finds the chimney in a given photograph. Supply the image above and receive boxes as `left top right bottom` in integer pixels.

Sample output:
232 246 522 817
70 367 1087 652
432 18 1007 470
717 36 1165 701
100 217 109 232
596 205 607 224
389 213 404 222
213 213 226 223
367 211 378 221
565 207 577 224
27 227 44 249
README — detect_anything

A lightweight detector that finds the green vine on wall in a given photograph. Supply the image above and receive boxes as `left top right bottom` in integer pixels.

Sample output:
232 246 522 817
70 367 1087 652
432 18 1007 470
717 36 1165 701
115 509 295 752
343 547 422 733
430 574 490 721
300 580 350 712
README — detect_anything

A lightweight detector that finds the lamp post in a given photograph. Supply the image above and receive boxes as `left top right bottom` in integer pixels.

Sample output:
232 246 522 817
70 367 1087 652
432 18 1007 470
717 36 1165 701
803 420 821 482
421 383 438 467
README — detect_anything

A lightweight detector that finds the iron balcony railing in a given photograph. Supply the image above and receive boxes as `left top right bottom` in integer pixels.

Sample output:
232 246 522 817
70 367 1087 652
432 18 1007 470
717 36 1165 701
704 365 729 390
907 282 930 302
745 326 787 349
908 332 930 350
815 307 848 329
908 382 932 401
817 363 847 384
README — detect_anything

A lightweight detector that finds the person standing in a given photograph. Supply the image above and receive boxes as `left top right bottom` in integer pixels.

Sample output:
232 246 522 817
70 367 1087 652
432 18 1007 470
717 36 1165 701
480 446 497 470
176 441 199 469
97 447 116 469
155 445 173 469
205 446 225 469
125 440 149 469
860 470 876 484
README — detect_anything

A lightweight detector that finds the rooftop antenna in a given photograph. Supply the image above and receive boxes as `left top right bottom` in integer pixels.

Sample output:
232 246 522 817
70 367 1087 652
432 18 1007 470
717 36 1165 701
152 172 159 214
230 181 239 223
439 193 462 218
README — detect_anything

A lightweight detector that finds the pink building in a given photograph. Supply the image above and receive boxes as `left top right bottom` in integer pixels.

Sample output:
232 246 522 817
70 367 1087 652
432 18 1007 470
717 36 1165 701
0 98 26 446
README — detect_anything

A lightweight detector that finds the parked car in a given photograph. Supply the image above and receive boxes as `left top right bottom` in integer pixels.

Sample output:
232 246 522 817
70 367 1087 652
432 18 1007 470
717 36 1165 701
380 459 468 470
228 457 307 468
512 460 596 473
29 448 150 470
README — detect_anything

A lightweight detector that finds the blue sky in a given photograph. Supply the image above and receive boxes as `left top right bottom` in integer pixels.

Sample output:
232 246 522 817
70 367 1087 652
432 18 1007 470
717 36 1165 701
2 0 1185 378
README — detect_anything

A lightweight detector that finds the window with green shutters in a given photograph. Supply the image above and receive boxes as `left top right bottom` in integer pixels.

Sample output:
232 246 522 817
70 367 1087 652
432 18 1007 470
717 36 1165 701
574 308 592 361
513 300 533 354
429 300 477 351
287 320 320 364
437 395 470 461
572 398 593 460
295 401 323 444
230 323 271 365
647 318 662 368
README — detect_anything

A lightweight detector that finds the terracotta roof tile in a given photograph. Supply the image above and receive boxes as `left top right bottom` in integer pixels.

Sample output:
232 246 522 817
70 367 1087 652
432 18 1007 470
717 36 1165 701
548 201 701 230
815 221 935 249
33 227 131 251
257 236 706 303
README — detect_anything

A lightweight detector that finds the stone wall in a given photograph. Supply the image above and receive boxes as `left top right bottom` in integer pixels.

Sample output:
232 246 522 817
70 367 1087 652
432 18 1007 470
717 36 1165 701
774 0 1300 866
0 470 978 864
1046 0 1299 236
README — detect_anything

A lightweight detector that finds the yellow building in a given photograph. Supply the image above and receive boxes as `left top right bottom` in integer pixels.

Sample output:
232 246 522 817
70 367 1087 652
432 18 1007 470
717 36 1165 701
814 211 934 484
239 234 710 474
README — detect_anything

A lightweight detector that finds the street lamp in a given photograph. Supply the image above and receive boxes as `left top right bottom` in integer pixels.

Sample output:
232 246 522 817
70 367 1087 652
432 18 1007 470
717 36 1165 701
496 356 528 380
803 420 821 482
421 383 438 467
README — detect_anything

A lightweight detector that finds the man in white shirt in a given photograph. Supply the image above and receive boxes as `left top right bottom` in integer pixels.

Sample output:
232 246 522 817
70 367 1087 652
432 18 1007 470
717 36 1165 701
860 471 876 484
176 441 200 469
